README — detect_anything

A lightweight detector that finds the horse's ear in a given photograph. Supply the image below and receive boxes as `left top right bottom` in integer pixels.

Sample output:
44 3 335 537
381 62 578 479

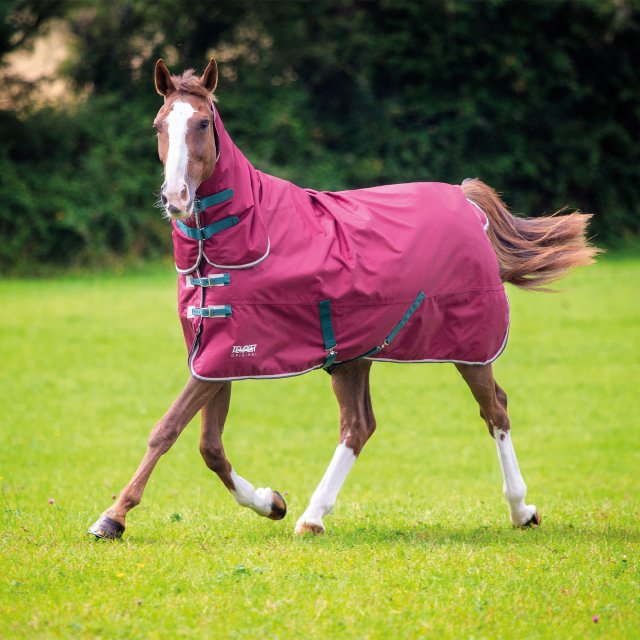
155 59 176 97
201 58 218 94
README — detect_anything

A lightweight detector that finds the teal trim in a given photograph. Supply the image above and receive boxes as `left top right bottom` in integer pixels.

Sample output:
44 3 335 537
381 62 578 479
176 215 240 241
191 305 232 318
190 273 230 288
319 299 337 368
194 188 234 213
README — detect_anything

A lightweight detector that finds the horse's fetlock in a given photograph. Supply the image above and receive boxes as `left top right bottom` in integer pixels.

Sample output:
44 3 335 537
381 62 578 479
493 410 510 433
118 493 140 511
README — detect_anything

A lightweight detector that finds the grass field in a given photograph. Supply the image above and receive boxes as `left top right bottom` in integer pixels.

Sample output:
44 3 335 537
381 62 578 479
0 256 638 638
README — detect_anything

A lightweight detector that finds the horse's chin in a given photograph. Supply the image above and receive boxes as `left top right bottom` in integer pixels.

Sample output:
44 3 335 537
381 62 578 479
165 201 195 221
167 210 194 221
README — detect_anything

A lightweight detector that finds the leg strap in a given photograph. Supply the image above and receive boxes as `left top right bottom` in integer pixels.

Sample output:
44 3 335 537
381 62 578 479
319 299 337 368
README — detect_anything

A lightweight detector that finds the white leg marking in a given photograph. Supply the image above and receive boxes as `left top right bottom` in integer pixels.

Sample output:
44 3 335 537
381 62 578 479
229 469 273 517
165 101 195 194
493 427 537 526
296 442 357 534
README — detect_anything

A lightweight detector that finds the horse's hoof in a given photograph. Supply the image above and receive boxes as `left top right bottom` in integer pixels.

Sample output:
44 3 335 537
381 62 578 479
523 511 542 527
268 491 287 520
88 515 125 540
295 521 325 536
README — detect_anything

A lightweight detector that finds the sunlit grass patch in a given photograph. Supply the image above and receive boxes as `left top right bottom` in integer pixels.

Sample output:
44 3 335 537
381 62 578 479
0 257 638 638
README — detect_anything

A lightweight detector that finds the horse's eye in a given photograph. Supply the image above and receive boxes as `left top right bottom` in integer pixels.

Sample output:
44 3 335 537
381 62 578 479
199 119 210 131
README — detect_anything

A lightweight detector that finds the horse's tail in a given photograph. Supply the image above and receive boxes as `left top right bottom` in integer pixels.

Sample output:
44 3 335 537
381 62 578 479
461 178 600 291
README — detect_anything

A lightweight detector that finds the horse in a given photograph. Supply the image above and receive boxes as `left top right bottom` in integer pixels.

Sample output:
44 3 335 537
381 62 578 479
88 59 597 540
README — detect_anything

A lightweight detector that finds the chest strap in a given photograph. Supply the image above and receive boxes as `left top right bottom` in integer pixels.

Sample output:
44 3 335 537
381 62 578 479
176 215 239 241
186 273 230 288
194 188 234 212
176 188 237 240
187 305 232 319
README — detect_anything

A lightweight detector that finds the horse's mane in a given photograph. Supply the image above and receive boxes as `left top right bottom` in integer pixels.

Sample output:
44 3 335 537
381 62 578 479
171 69 216 100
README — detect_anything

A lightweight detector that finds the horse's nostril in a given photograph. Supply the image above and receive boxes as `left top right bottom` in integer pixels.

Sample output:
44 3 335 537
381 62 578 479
180 186 188 200
161 193 168 205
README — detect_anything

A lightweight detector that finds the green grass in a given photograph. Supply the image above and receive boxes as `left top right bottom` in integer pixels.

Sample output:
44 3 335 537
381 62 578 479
0 257 638 639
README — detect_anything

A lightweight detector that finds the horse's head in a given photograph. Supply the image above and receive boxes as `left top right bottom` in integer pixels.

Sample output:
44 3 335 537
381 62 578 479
153 58 218 219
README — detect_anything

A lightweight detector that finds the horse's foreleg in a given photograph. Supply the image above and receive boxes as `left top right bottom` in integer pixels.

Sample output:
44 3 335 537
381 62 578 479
456 363 541 527
296 360 376 535
199 381 286 520
88 376 222 539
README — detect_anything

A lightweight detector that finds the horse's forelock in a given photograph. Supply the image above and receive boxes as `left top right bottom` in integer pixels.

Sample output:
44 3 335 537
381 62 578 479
171 69 216 100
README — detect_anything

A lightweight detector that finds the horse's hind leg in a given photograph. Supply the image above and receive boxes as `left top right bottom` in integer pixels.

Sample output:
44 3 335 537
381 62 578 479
88 376 222 539
456 363 541 528
296 360 376 535
199 381 286 520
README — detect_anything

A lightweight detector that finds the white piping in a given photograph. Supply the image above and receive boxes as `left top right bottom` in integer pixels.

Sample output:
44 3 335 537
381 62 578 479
466 197 490 232
204 238 271 270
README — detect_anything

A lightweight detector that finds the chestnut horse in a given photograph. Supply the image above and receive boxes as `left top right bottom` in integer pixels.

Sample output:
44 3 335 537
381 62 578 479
89 59 597 540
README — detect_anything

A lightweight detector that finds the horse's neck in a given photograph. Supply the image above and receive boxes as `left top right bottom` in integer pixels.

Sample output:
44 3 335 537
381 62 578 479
197 112 257 197
180 115 270 271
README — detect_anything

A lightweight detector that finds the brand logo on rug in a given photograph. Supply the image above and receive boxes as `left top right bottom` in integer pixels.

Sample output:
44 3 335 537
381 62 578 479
231 344 257 357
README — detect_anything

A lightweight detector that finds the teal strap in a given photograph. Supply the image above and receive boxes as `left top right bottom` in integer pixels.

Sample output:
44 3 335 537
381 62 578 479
357 291 427 359
188 305 232 318
188 273 230 288
176 215 240 241
194 188 234 213
385 291 425 345
319 299 337 368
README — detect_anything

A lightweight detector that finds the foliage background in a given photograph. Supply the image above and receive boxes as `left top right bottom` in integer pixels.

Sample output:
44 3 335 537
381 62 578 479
1 0 639 270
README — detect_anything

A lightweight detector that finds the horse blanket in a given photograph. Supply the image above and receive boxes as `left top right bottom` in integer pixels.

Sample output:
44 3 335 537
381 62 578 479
173 108 509 381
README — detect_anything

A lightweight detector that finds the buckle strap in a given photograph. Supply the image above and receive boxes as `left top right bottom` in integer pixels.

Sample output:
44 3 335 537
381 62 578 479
325 291 427 374
385 291 425 344
187 305 232 319
194 188 234 213
176 215 240 241
363 291 426 357
186 273 230 288
319 299 337 368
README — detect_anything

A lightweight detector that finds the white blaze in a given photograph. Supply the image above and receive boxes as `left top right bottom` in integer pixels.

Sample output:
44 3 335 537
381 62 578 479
165 100 196 192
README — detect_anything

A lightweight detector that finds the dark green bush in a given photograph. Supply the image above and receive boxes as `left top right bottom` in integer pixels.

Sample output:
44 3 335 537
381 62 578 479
1 0 638 270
